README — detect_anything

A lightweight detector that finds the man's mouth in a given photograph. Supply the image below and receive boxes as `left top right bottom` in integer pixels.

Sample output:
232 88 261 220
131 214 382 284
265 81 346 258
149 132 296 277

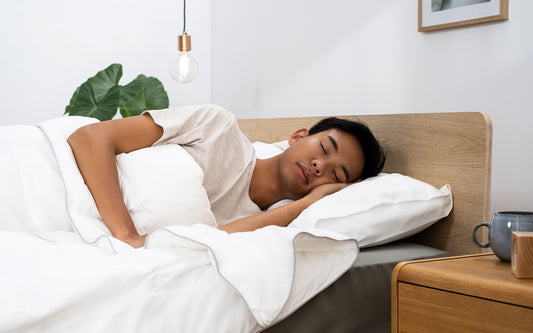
297 162 310 184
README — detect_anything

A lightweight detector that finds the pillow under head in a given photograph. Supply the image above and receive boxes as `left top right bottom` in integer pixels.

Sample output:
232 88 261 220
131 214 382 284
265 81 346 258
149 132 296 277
253 141 452 247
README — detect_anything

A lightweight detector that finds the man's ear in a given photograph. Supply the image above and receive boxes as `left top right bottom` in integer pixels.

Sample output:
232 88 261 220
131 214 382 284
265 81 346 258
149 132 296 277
288 128 309 146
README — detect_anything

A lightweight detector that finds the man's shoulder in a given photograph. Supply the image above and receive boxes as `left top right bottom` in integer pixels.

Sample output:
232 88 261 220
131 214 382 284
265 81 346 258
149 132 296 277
203 104 236 122
161 104 236 124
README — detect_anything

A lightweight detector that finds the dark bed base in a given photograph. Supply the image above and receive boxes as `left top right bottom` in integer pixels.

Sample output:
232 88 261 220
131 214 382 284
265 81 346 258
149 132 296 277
262 241 449 333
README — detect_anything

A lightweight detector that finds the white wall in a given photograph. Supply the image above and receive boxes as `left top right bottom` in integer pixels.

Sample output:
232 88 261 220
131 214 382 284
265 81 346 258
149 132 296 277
212 0 533 214
0 0 211 125
1 1 532 215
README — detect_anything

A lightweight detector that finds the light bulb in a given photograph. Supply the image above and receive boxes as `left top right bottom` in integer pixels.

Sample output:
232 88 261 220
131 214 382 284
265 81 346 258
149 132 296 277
170 51 198 83
170 33 199 83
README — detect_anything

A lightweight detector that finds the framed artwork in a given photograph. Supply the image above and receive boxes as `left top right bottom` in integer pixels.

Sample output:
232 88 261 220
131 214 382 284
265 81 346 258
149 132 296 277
418 0 509 32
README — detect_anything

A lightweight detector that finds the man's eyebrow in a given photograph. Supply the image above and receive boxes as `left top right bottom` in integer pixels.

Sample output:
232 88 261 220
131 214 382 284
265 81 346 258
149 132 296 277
327 135 338 152
328 135 350 182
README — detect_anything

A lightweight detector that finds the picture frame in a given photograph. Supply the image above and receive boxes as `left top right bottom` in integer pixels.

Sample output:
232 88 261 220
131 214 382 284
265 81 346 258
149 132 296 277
418 0 509 32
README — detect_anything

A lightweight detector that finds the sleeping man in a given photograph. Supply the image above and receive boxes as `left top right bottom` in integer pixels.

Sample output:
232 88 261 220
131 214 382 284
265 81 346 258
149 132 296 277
68 104 386 248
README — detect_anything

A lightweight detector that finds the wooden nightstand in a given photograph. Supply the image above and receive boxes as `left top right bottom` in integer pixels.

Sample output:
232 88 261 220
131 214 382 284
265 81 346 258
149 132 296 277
391 253 533 332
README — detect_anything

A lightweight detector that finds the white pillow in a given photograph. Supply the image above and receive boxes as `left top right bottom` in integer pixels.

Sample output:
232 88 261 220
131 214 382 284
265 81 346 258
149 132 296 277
253 140 289 159
289 173 452 248
253 141 453 248
116 145 217 235
38 116 217 252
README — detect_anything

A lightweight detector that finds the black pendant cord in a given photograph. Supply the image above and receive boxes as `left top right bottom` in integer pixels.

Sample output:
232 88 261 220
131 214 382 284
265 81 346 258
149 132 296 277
182 0 187 33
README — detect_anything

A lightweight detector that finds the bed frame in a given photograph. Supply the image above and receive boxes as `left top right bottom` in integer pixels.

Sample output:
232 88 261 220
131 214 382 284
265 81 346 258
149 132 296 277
238 112 492 256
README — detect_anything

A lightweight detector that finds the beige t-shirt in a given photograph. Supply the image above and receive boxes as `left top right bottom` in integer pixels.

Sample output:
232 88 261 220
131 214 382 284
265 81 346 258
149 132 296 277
144 104 261 226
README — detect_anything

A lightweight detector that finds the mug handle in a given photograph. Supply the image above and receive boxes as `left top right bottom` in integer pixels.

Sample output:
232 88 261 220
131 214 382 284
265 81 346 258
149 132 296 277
472 222 491 248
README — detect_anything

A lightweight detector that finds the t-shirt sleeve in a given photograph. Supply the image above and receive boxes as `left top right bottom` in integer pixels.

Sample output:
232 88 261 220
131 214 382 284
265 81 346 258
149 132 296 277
143 104 237 147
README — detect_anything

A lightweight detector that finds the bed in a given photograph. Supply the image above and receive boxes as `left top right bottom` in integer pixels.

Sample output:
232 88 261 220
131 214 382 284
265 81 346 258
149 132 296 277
238 111 492 332
0 110 492 333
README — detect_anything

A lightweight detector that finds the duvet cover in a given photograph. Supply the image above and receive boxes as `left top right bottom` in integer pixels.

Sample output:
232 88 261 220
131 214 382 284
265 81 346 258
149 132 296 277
0 117 358 333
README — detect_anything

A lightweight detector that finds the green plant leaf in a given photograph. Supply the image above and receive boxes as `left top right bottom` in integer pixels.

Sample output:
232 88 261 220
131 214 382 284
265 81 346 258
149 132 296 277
119 74 169 118
118 75 145 115
64 87 80 115
70 85 121 121
65 63 123 120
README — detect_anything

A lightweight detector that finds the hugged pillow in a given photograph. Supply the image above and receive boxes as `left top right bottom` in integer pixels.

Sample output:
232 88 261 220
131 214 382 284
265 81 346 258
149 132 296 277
39 116 217 252
253 141 453 248
116 145 217 235
67 145 217 244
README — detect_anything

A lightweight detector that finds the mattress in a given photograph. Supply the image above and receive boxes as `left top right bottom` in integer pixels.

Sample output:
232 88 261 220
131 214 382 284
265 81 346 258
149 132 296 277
262 241 449 333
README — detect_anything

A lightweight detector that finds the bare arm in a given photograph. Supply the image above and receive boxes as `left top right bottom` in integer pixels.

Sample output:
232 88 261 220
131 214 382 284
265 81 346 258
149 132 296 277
219 183 349 233
67 114 163 248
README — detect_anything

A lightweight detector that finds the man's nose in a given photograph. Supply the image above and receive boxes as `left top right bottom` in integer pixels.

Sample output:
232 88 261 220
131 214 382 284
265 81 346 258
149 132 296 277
311 159 324 176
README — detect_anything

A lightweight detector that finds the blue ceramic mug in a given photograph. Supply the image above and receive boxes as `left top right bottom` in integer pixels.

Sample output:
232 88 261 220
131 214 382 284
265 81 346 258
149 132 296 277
472 211 533 262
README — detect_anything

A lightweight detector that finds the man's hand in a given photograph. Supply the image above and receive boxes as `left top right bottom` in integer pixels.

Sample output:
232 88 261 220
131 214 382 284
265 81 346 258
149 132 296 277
118 233 147 248
306 182 351 201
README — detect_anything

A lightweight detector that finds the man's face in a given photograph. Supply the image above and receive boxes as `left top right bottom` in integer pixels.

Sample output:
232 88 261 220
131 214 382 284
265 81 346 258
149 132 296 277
278 128 365 199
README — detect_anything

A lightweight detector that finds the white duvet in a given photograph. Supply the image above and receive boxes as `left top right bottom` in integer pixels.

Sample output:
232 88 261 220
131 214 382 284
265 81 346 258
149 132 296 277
0 117 358 333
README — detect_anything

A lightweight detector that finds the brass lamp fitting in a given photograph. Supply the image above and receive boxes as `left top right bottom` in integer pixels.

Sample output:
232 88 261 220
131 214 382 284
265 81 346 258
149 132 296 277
178 33 192 52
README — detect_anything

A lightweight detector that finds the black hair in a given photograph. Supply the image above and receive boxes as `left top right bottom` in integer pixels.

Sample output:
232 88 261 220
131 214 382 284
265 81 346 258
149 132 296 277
308 117 386 180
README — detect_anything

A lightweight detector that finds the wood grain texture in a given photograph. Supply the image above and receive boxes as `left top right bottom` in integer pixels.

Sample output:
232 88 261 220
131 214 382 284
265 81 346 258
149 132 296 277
393 254 533 308
512 232 533 278
397 283 533 333
238 112 492 256
392 254 533 333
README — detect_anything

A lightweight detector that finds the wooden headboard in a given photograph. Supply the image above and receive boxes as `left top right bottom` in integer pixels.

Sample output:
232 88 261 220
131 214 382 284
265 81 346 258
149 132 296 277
238 112 492 256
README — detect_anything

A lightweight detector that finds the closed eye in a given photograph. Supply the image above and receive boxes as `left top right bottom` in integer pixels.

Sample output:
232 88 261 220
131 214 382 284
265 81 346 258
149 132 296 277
322 143 340 181
320 143 327 154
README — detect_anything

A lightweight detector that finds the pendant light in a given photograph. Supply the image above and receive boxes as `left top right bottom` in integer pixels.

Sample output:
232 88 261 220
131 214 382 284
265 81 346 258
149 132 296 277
170 0 199 83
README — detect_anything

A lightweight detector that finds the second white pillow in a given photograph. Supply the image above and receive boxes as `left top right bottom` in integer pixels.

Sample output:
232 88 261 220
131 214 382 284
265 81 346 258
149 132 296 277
288 173 452 248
